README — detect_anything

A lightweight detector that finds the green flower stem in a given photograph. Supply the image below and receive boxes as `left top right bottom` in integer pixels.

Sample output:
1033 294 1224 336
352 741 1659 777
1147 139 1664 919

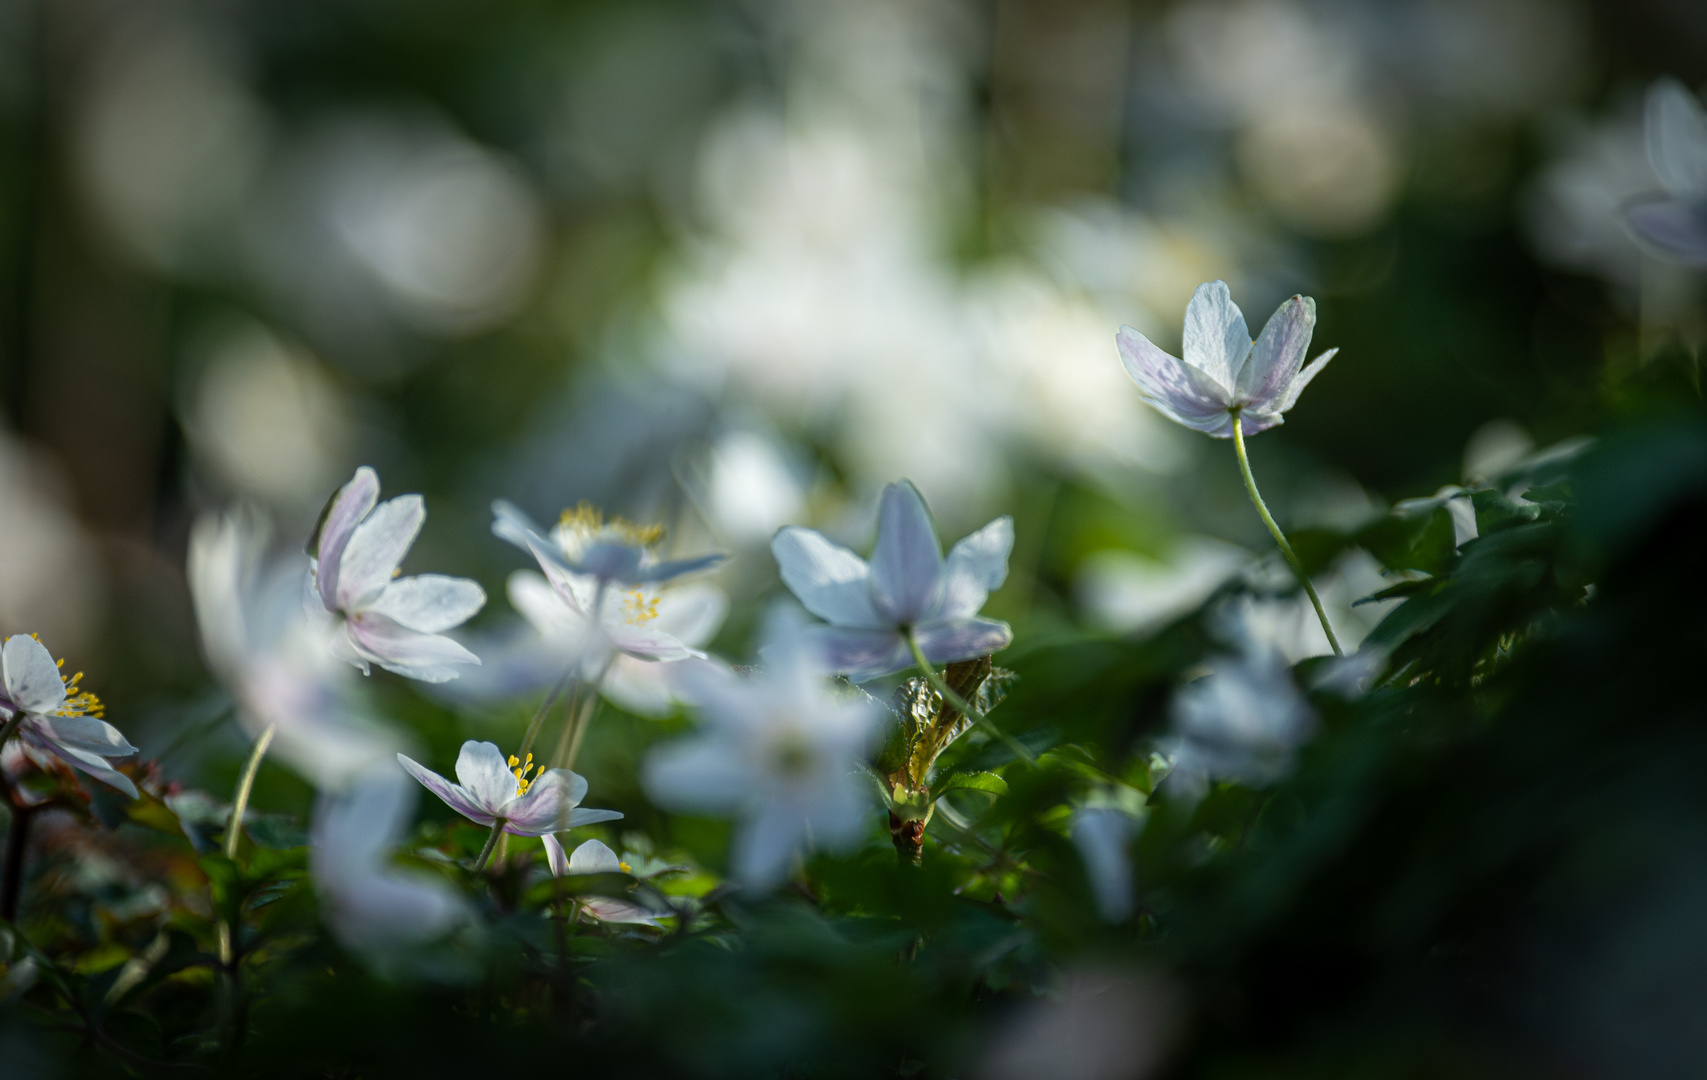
223 724 276 861
1231 412 1343 657
517 669 576 762
473 819 508 872
904 631 1035 766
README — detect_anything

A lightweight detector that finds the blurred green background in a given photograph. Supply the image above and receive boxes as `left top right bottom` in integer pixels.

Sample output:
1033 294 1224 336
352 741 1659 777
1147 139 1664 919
0 0 1700 822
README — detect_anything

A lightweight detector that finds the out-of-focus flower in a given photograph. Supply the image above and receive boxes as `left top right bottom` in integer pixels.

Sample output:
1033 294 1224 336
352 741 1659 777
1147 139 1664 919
1071 804 1142 924
189 509 406 790
1159 631 1315 800
1116 280 1337 439
495 502 726 713
978 966 1178 1080
495 501 724 589
310 766 467 955
699 429 807 546
1623 79 1707 266
1075 536 1251 636
397 740 622 838
311 467 485 683
641 640 885 888
0 635 137 798
541 836 662 926
772 480 1013 681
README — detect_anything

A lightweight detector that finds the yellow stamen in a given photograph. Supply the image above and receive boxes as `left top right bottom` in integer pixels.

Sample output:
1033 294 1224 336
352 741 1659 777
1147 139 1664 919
558 502 665 547
509 751 537 796
621 588 661 625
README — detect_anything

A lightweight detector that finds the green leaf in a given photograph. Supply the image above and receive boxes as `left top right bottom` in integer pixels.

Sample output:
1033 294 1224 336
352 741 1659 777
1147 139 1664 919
1470 488 1541 535
932 771 1008 800
245 813 309 850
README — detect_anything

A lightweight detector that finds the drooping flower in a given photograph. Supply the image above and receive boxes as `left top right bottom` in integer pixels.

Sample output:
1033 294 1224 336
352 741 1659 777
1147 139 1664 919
641 638 885 888
540 836 662 926
1623 79 1707 266
1115 280 1338 439
189 509 405 790
771 480 1013 682
310 766 468 955
311 467 485 683
397 739 622 837
0 634 137 798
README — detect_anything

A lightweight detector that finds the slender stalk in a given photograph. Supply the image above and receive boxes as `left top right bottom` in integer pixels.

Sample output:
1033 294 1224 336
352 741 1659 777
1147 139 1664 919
473 819 507 872
517 669 576 762
904 631 1035 765
223 724 276 861
1231 413 1343 656
0 710 26 758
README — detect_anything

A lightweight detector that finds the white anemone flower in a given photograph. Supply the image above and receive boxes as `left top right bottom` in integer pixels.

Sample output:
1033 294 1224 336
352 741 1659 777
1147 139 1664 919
494 502 726 710
1115 280 1337 439
189 509 406 790
310 766 468 955
1623 78 1707 266
310 467 485 683
0 634 137 798
540 836 662 926
397 739 622 838
771 480 1013 682
641 643 886 889
1159 634 1315 801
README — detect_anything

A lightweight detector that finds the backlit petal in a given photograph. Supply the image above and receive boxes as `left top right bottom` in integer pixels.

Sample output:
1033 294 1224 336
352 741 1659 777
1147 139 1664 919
316 467 380 611
452 740 516 813
772 527 881 628
913 616 1012 665
397 753 495 825
347 613 480 683
867 481 943 624
1116 326 1235 434
1238 295 1315 409
1647 78 1707 195
937 517 1013 620
1181 280 1251 392
1 635 66 715
337 495 425 611
366 575 486 633
802 626 912 682
568 839 622 874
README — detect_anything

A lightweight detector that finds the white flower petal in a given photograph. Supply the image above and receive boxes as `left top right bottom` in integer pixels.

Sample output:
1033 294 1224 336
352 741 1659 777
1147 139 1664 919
26 714 136 758
649 583 728 646
315 467 380 612
866 481 944 625
771 527 881 628
336 495 425 612
347 613 480 683
642 736 750 813
2 635 66 715
1237 295 1315 409
398 753 495 824
1647 78 1707 196
1071 807 1137 923
568 838 622 874
367 575 486 634
1181 279 1251 393
1276 348 1338 414
452 740 516 813
913 616 1012 666
1115 326 1235 434
599 656 678 717
542 833 569 876
732 797 808 889
937 517 1014 620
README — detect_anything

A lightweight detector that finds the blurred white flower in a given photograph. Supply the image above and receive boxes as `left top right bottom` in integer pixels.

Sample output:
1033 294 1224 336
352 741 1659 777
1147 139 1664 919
540 836 662 926
1116 280 1338 439
188 508 406 790
1075 536 1251 636
494 501 726 714
1624 79 1707 266
978 967 1177 1080
1159 629 1314 800
1071 806 1141 924
310 766 468 955
641 640 885 889
1237 551 1401 662
310 467 485 683
773 480 1013 681
0 635 137 798
700 429 807 546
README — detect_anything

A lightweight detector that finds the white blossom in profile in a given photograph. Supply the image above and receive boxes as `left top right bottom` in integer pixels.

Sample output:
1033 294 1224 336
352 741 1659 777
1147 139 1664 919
1115 281 1337 440
310 466 485 683
398 740 622 839
641 633 885 889
0 635 137 798
540 836 663 926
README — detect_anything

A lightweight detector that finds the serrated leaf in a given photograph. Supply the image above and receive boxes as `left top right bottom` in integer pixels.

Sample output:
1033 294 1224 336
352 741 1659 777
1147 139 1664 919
933 771 1007 799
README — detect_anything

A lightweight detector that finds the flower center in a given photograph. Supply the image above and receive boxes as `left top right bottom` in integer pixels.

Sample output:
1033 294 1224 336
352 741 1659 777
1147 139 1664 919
620 588 661 625
44 644 103 719
559 502 665 548
768 731 817 778
508 752 538 796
